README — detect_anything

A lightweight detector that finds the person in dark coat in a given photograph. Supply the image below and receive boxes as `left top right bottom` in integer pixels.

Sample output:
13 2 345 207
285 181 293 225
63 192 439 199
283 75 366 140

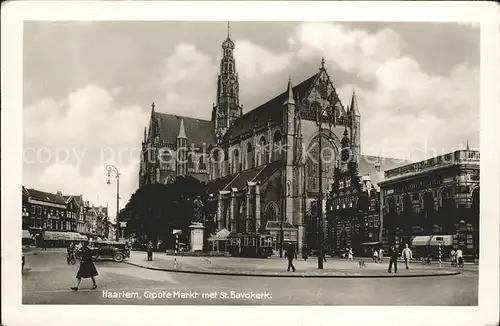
387 245 398 273
71 241 98 291
146 241 153 261
285 246 297 272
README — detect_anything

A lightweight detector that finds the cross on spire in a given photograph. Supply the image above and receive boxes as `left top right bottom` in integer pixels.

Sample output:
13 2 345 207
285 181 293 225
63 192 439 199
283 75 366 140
151 102 155 110
227 21 230 38
321 57 325 69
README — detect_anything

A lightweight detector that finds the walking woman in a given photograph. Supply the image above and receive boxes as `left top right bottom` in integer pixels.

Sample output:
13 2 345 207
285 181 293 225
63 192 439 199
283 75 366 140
71 241 98 291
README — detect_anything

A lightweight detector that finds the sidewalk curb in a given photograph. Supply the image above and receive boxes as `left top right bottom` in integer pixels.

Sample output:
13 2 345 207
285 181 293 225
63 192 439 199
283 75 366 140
124 261 461 278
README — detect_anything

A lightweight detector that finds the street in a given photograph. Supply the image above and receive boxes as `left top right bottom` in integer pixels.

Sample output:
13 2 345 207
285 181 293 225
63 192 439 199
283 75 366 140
23 250 478 305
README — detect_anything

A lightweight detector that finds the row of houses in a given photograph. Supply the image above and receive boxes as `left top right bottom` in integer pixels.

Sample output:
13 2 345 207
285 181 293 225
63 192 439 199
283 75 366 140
22 186 116 243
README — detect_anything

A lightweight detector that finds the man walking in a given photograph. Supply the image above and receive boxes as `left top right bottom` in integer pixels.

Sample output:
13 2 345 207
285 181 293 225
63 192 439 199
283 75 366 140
402 244 413 270
387 245 398 273
285 246 297 272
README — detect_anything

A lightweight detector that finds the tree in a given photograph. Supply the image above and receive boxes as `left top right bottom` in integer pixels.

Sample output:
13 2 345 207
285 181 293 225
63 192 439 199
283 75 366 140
121 176 214 249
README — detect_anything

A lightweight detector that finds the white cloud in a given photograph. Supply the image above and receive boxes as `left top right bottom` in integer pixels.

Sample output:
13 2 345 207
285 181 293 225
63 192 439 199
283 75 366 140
292 22 405 80
234 40 294 79
23 84 148 218
290 23 479 161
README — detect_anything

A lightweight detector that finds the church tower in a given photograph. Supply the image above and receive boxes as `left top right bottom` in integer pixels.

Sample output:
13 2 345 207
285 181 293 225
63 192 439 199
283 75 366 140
349 90 361 160
212 22 242 141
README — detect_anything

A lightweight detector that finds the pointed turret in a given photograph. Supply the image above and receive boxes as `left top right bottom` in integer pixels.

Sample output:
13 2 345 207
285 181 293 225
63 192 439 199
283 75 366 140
283 75 295 105
350 90 360 116
143 127 147 142
466 140 470 150
177 119 187 139
320 57 326 70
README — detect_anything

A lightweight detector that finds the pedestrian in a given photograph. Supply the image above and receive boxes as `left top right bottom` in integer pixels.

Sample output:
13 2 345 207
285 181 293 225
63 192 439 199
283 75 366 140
347 247 354 261
450 249 456 267
387 245 398 273
378 248 383 263
456 248 464 267
372 248 379 262
67 242 75 264
147 241 153 261
70 241 98 291
402 244 413 270
285 246 297 272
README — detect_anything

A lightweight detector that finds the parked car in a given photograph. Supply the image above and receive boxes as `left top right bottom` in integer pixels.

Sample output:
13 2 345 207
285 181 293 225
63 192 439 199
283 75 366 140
88 240 130 262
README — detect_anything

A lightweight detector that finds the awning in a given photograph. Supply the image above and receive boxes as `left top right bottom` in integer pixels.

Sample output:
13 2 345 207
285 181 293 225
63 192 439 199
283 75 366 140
22 230 32 239
44 231 68 241
429 235 453 246
361 241 381 246
411 235 432 247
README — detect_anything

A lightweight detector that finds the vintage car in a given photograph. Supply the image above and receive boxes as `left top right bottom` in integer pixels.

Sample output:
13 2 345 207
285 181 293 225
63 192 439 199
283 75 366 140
88 240 130 262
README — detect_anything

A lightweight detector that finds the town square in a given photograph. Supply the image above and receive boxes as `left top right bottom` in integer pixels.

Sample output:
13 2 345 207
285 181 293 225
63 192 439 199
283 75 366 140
14 11 490 311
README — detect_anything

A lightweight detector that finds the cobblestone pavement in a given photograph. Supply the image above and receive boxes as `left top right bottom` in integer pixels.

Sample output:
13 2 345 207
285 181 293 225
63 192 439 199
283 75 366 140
126 251 472 277
22 250 478 305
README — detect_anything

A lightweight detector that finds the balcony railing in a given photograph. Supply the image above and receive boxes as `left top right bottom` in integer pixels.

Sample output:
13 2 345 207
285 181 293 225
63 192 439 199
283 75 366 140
384 149 480 179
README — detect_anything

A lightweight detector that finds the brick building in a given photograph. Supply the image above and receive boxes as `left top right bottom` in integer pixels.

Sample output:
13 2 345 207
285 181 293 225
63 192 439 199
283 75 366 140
22 187 88 244
378 148 480 256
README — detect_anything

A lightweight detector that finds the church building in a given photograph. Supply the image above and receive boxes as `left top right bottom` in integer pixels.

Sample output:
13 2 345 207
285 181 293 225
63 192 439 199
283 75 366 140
139 26 406 253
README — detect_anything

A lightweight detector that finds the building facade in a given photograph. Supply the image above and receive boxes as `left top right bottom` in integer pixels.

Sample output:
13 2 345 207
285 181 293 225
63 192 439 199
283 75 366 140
22 187 84 233
139 27 405 253
378 149 480 256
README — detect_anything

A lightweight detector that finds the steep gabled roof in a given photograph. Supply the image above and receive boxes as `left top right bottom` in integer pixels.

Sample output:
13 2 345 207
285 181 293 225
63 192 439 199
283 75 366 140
222 73 318 142
154 113 216 147
24 188 67 205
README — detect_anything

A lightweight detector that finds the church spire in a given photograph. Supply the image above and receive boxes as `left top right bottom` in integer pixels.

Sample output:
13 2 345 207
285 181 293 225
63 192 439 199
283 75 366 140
177 119 187 139
466 140 470 150
214 22 241 138
283 75 295 105
350 89 360 116
143 126 147 142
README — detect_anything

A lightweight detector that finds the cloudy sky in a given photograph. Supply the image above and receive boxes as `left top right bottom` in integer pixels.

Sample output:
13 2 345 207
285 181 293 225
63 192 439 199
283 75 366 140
23 21 479 221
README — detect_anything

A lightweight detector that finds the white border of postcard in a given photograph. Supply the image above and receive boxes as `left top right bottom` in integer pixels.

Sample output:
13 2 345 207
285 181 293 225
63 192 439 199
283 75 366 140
1 1 499 326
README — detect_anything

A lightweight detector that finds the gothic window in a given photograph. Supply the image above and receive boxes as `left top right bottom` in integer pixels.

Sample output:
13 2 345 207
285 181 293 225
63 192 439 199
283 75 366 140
246 143 254 170
187 153 195 171
259 136 269 165
265 202 279 223
233 149 241 174
306 134 337 193
199 155 207 172
272 130 282 161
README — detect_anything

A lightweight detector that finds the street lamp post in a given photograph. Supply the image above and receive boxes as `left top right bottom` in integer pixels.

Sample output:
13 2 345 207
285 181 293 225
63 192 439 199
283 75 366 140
312 91 336 270
106 164 121 241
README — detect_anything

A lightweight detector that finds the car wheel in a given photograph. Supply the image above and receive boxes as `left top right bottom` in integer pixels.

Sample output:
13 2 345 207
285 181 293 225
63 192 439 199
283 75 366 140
113 253 124 262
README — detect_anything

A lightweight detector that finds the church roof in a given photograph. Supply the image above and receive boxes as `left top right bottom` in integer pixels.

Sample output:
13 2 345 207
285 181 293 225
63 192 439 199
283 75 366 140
222 73 318 142
154 112 216 147
206 160 282 194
